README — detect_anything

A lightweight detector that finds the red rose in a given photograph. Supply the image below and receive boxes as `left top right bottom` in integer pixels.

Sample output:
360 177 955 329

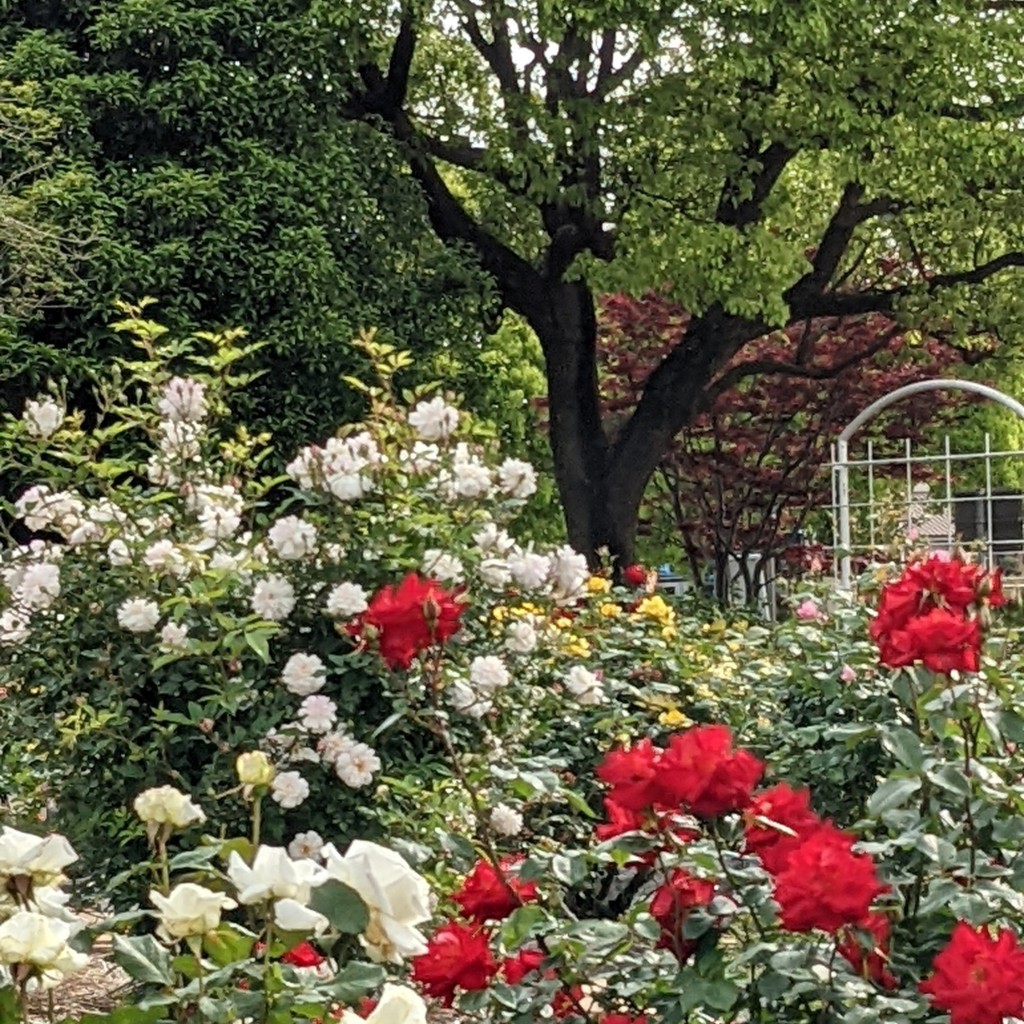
596 739 661 811
837 913 898 990
878 607 981 674
501 947 546 984
658 725 764 817
453 857 538 924
595 798 648 841
349 573 465 670
410 921 497 1005
744 783 822 874
602 1016 647 1024
650 868 715 960
920 921 1024 1024
551 985 586 1018
773 824 884 933
622 564 648 588
281 941 325 968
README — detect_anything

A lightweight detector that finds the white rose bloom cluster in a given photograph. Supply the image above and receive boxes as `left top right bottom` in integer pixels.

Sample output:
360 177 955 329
448 680 492 719
191 483 244 540
281 652 327 696
271 770 311 809
489 803 524 837
158 377 208 423
117 597 161 633
407 396 459 441
251 574 296 621
142 539 189 578
133 786 206 831
22 398 64 439
469 655 510 694
13 486 84 538
286 432 381 502
421 549 464 583
496 457 537 499
0 912 88 989
0 826 78 891
439 443 493 500
505 618 539 655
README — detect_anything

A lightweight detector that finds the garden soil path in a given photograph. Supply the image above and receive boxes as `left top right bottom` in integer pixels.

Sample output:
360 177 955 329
26 936 133 1022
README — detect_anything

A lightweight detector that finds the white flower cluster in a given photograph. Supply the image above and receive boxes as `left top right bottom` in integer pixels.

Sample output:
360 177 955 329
22 398 64 439
286 431 382 502
0 826 88 991
147 378 209 487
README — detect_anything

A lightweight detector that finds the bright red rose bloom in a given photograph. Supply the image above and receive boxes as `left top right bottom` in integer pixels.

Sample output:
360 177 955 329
651 868 715 959
602 1015 647 1024
349 573 465 670
658 725 764 817
551 985 586 1018
836 913 898 990
595 799 648 841
920 922 1024 1024
622 564 648 588
596 739 661 811
501 947 546 984
453 857 538 924
744 783 822 875
410 921 497 1005
877 606 981 674
281 941 325 968
773 824 884 933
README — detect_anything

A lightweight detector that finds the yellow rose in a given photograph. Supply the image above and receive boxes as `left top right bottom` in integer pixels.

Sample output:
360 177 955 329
658 708 692 729
586 576 611 594
235 751 275 788
598 602 621 618
564 637 591 658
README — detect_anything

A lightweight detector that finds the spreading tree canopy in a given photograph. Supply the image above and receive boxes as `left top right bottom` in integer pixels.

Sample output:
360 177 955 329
345 0 1024 564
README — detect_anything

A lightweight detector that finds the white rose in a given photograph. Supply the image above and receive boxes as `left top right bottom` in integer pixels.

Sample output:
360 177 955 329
448 680 491 719
107 539 132 566
505 619 538 655
327 472 372 501
334 742 381 789
251 575 296 621
325 582 368 618
564 665 604 705
490 804 524 837
23 399 64 439
549 545 590 601
133 786 206 829
150 883 236 941
479 557 511 588
0 828 78 888
0 608 30 646
473 522 514 554
159 621 190 652
271 771 310 810
281 652 327 696
268 516 318 560
298 694 337 734
421 550 464 583
0 912 87 975
407 397 459 441
18 563 60 610
321 840 431 963
469 655 510 694
274 897 329 934
117 597 161 633
497 458 537 499
226 846 327 905
339 984 428 1024
508 550 550 590
143 540 189 578
288 831 325 861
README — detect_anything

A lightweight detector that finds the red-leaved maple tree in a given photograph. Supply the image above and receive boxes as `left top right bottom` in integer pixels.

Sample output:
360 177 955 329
598 292 976 603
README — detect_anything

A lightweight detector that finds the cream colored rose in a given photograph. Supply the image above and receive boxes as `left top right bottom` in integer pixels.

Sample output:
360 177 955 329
226 846 327 905
0 827 78 889
133 786 206 829
321 840 431 963
0 911 88 976
339 984 428 1024
149 883 237 941
236 751 275 787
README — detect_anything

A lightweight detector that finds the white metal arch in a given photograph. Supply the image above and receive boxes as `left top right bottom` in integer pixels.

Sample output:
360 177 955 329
834 379 1024 589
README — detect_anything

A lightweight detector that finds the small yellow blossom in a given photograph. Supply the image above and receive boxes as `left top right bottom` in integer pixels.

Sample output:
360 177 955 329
564 637 591 658
598 602 622 618
661 626 677 640
552 616 574 630
636 595 675 626
658 708 693 729
491 606 507 622
586 576 612 594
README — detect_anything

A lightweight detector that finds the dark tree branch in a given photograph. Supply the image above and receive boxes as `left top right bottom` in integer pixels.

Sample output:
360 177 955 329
791 251 1024 318
384 12 416 109
715 141 797 228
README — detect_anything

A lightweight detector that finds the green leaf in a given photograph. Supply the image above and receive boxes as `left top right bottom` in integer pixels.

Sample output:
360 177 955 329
867 776 921 816
75 1009 166 1024
203 923 257 966
309 879 369 934
878 726 925 770
323 961 387 1004
926 763 972 798
112 933 175 986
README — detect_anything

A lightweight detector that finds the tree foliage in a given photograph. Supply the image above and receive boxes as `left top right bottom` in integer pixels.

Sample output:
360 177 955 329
0 0 491 456
345 0 1024 563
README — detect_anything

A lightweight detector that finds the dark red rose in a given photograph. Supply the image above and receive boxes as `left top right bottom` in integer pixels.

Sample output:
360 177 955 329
920 922 1024 1024
658 725 764 817
453 856 538 924
622 564 648 588
837 913 898 990
596 739 661 811
744 783 822 875
501 947 546 985
601 1016 648 1024
551 985 585 1018
773 825 884 933
651 868 715 961
349 573 465 670
281 941 325 968
410 921 497 1005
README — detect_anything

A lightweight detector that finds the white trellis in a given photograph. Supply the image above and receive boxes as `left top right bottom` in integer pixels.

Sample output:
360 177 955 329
832 379 1024 590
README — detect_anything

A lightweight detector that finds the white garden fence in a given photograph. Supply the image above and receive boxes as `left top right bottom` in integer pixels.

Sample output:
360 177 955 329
831 380 1024 590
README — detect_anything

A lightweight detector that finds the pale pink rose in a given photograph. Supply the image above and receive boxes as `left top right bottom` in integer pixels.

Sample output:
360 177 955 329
840 665 857 683
795 598 823 621
906 527 920 542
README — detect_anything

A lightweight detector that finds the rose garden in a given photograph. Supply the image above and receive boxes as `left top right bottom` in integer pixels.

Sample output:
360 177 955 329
0 312 1021 1024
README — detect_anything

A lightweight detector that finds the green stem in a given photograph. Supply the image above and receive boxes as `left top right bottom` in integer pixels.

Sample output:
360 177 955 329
252 796 262 848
